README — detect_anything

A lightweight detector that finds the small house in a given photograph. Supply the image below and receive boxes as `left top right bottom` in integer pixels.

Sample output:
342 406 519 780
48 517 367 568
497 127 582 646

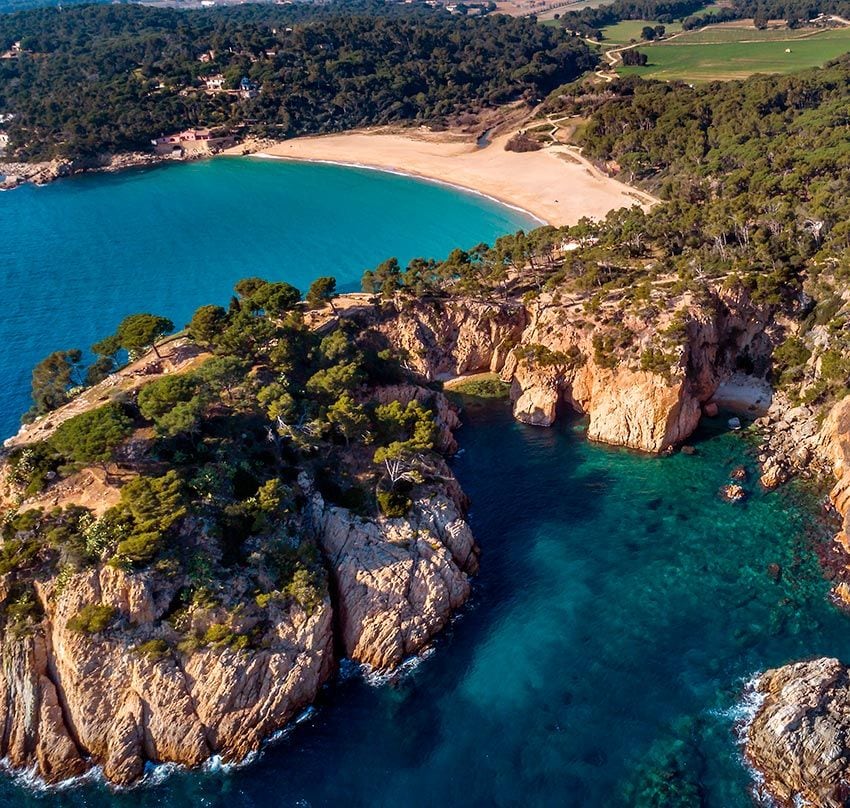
239 77 259 99
205 74 226 91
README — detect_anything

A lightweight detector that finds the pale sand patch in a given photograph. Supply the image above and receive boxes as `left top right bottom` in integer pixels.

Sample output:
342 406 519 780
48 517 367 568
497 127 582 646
224 129 656 227
710 372 774 416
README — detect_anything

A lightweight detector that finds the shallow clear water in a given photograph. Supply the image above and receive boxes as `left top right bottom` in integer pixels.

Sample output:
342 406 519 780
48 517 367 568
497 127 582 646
0 158 533 438
3 402 846 807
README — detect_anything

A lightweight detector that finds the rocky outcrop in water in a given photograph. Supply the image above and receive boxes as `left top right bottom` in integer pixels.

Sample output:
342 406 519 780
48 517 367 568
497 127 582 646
0 562 334 786
745 658 850 808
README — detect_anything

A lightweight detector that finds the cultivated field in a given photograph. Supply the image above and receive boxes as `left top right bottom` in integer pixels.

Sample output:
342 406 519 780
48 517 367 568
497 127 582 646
617 24 850 82
599 18 683 42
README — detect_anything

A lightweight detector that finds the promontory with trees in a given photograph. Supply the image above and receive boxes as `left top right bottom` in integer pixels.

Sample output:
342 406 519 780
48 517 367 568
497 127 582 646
7 0 850 799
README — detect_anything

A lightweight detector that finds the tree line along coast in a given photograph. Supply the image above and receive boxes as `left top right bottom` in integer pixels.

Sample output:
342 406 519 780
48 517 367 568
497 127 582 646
5 0 850 801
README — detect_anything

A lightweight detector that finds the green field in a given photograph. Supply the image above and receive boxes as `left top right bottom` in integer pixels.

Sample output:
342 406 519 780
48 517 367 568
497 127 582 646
600 18 683 42
618 25 850 82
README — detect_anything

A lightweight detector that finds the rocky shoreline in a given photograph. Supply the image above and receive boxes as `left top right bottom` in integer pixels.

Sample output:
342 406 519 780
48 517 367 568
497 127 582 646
738 393 850 806
0 150 205 190
0 367 479 787
2 275 850 795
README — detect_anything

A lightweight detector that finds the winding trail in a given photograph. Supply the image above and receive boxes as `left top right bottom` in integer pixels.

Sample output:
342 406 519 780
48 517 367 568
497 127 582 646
581 28 693 81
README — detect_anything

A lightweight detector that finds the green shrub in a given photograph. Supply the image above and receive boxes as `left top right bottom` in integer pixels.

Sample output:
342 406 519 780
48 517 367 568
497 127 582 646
110 471 187 566
285 568 323 614
201 622 249 651
8 443 61 496
134 638 170 660
377 489 412 518
772 336 811 387
4 587 44 636
67 603 117 634
50 402 133 466
640 347 675 377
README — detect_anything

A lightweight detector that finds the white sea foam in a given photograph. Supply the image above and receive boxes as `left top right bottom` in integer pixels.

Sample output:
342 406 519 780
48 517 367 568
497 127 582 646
2 701 322 794
716 671 779 808
338 646 436 688
247 153 547 225
0 757 106 793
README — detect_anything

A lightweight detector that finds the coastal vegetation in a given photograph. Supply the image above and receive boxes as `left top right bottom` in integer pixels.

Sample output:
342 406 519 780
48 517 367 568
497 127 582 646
0 2 594 161
3 272 464 640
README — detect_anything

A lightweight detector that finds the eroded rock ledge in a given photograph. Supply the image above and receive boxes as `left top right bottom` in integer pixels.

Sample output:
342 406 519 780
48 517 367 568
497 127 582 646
0 472 477 786
745 658 850 808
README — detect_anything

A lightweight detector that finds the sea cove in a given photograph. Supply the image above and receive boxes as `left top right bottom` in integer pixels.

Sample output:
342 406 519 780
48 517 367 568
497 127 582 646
0 157 535 439
0 405 845 806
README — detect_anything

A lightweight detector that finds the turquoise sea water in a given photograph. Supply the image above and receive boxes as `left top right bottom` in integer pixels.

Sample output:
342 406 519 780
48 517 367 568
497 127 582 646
0 157 534 439
2 161 848 806
1 403 847 807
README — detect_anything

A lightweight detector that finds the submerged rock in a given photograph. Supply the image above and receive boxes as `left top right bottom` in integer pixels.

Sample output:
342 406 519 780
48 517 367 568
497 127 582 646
721 483 746 502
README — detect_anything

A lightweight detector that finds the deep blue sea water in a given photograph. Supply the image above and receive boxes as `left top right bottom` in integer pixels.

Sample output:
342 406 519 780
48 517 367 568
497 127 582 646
0 157 535 438
1 160 848 807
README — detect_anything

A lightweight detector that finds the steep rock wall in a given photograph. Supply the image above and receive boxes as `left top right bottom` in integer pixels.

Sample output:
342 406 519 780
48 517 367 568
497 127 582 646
367 289 770 453
309 477 478 670
0 565 334 786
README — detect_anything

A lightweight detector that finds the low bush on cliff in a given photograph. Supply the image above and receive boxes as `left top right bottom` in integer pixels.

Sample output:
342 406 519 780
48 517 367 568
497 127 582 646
49 403 134 468
7 443 62 497
67 603 117 634
448 375 510 399
377 488 413 518
134 638 170 661
3 585 44 636
109 471 187 566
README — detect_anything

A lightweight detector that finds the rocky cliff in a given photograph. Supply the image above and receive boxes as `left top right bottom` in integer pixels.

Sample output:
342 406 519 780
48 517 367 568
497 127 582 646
0 560 334 786
309 478 478 670
743 396 850 805
0 471 477 786
0 360 479 787
745 658 850 808
363 286 771 452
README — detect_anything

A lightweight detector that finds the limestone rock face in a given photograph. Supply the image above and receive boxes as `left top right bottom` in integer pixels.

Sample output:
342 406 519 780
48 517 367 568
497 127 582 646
372 299 528 379
363 290 768 453
310 485 478 670
0 565 334 786
745 658 850 808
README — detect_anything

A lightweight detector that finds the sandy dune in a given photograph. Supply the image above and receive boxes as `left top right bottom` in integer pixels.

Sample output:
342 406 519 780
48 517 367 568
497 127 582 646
225 129 655 227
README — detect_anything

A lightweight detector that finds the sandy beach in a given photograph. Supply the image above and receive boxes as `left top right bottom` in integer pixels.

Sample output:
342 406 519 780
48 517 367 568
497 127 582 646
225 129 656 227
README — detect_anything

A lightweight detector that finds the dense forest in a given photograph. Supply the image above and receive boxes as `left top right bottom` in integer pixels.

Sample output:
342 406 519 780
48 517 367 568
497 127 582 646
556 0 850 38
0 2 595 160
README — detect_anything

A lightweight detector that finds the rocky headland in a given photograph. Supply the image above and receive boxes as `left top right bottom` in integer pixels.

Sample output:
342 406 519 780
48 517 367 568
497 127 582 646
0 257 847 795
0 303 481 786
